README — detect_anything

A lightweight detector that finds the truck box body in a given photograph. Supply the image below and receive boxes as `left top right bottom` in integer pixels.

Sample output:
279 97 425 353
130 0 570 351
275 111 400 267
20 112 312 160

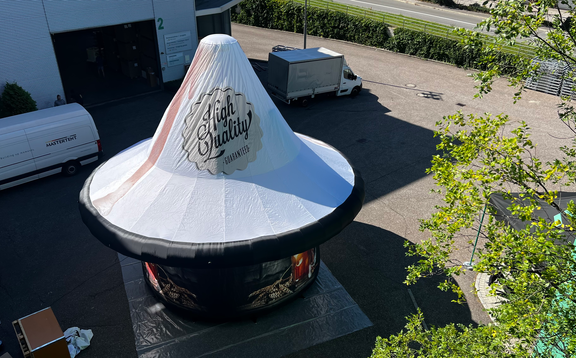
268 48 344 100
0 104 102 190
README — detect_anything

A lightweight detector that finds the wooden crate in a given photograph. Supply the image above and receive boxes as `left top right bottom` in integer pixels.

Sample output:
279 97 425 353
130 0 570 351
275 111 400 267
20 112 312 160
12 307 69 358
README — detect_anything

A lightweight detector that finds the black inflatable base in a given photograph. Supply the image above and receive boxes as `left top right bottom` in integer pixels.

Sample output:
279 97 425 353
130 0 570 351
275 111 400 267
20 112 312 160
142 248 320 319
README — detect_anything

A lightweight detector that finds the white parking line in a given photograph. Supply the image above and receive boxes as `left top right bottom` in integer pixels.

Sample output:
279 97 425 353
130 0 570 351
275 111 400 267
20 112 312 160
347 0 479 26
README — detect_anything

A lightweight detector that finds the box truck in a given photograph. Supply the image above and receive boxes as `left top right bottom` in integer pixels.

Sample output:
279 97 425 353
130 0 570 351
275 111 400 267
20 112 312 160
0 103 102 190
267 47 362 106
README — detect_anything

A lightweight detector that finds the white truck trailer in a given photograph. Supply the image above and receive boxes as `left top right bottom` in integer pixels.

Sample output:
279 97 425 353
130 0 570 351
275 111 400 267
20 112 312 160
267 47 362 106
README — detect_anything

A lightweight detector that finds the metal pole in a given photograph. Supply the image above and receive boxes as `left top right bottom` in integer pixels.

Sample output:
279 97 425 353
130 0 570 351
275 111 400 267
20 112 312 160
304 0 307 49
464 204 488 270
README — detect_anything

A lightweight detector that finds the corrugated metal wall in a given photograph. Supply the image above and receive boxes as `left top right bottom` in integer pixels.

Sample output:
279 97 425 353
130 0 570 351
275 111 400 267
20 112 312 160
0 0 198 109
0 1 64 109
44 0 154 34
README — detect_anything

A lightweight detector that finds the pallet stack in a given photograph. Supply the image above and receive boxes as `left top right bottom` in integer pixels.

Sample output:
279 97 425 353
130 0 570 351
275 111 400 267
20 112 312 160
526 58 571 97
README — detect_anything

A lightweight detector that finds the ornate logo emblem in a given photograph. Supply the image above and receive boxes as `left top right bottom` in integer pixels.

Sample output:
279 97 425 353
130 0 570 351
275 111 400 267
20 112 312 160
182 87 263 175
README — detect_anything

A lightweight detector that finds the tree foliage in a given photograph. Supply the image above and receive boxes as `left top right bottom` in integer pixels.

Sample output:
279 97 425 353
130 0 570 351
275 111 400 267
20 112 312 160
372 311 519 357
0 82 37 118
372 0 576 357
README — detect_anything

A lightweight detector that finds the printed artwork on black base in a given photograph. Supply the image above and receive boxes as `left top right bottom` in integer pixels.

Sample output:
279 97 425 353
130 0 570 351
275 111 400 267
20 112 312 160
143 247 320 317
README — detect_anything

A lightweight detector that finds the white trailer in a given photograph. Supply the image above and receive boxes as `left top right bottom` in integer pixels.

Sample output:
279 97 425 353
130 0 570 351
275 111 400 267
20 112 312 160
267 47 362 106
0 104 102 190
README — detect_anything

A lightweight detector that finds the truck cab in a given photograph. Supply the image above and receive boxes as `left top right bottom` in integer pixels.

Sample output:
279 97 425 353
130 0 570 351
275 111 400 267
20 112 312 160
337 62 362 96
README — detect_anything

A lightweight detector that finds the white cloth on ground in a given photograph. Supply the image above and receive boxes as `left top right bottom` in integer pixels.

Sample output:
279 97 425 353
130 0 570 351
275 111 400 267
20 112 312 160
64 327 93 358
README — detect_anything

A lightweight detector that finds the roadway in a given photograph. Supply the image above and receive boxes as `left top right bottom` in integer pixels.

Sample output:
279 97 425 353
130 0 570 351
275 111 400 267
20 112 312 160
331 0 548 42
332 0 489 30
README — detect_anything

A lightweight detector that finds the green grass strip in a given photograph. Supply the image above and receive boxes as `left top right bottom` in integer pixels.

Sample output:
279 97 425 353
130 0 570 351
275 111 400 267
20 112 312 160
291 0 536 57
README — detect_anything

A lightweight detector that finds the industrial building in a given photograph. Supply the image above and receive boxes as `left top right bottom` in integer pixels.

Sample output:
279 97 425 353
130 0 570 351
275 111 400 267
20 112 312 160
0 0 240 108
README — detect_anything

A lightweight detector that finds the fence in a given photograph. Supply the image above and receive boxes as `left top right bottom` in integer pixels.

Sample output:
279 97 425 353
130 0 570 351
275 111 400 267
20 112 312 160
526 59 576 98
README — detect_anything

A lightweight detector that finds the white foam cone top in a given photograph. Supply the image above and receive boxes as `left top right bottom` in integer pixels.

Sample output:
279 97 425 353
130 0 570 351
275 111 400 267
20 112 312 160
85 34 359 246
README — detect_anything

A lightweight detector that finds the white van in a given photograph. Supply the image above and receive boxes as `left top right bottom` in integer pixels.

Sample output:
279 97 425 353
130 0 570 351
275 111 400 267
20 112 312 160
0 103 102 190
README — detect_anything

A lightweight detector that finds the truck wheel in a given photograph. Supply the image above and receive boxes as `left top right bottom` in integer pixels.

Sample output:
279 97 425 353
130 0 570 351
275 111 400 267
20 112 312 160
300 98 310 107
351 86 361 97
62 161 80 176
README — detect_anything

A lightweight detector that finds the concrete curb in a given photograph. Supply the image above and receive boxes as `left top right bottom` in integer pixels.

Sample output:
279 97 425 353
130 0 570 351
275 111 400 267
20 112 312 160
475 271 508 323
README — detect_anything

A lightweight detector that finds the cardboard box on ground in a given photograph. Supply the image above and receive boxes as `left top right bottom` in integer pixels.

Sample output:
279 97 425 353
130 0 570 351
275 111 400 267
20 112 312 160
12 307 69 358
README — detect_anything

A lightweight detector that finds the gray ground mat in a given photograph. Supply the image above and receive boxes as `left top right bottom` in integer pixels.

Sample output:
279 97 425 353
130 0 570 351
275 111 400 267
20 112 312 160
119 254 372 358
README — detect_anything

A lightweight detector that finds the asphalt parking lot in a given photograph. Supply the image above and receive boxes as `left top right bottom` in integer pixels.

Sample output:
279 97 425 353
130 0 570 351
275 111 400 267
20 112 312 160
0 24 569 358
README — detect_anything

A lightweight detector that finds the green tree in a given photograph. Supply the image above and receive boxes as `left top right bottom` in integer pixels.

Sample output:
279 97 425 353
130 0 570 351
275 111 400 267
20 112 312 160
372 1 576 357
0 82 37 118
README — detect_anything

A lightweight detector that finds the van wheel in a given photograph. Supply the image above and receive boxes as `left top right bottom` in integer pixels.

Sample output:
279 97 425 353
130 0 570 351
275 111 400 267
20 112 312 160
62 161 80 176
351 86 361 97
300 98 310 107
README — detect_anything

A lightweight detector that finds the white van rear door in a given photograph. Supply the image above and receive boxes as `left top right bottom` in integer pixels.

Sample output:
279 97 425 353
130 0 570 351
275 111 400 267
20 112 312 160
25 115 98 174
0 130 38 184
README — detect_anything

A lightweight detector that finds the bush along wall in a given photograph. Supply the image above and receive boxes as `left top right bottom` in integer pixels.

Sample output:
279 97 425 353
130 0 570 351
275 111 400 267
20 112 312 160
232 0 524 74
0 82 38 118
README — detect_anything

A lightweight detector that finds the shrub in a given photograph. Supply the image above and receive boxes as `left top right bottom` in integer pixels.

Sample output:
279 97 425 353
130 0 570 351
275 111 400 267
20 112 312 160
232 0 390 47
0 82 37 118
386 28 523 73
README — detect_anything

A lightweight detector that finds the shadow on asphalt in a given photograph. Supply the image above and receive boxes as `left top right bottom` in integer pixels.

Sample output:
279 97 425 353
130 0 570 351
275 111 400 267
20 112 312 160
0 64 469 358
297 221 475 358
252 58 440 208
0 91 174 358
250 58 475 356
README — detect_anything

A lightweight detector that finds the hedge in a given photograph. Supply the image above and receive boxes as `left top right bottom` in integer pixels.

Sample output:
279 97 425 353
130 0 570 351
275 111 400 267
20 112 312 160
232 0 525 75
232 0 390 48
386 28 523 75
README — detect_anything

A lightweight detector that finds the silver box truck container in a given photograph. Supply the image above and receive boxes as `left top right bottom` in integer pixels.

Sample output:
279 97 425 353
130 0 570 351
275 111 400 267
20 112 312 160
268 47 362 106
